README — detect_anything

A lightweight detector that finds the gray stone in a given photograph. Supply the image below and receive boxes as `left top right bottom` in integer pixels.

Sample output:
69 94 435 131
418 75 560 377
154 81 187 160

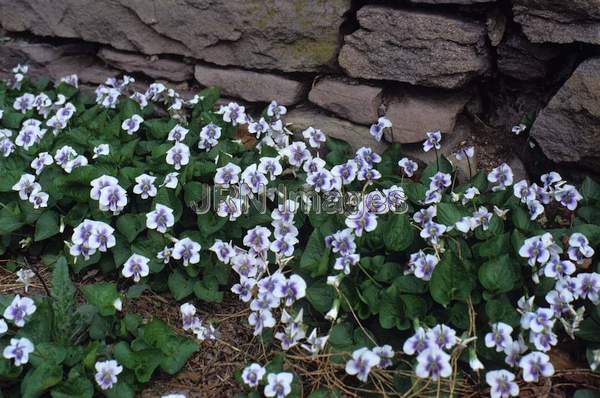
383 89 471 144
0 0 350 72
486 8 506 47
285 105 388 153
497 31 562 81
513 0 600 45
0 38 116 84
531 57 600 168
409 0 493 3
338 6 491 89
308 77 382 125
194 64 307 105
98 48 193 82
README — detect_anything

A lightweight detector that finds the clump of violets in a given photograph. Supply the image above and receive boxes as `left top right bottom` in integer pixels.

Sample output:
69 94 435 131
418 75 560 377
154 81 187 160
95 360 123 390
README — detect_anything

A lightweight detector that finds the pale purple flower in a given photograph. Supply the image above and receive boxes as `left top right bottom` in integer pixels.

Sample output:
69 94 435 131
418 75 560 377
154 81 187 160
167 124 189 142
99 183 128 214
420 221 446 245
90 175 119 200
218 102 246 126
398 157 418 177
89 221 116 252
95 360 123 390
345 348 381 382
328 228 356 256
430 172 452 191
545 289 574 316
0 319 7 335
0 137 15 157
133 173 157 199
488 163 514 192
275 274 306 307
307 170 333 192
415 347 452 380
232 276 257 302
264 372 293 398
530 329 557 352
180 303 200 330
423 188 443 204
258 157 283 180
3 337 34 366
243 226 271 252
242 164 268 194
485 322 513 352
428 324 458 350
334 253 360 275
413 206 437 226
122 254 150 282
270 235 299 257
518 235 551 267
232 253 259 278
513 180 535 203
527 308 555 333
29 152 53 176
527 199 544 220
12 173 40 200
302 126 326 148
273 220 298 240
503 336 528 367
217 196 243 220
69 242 96 260
345 206 377 237
472 206 493 230
258 272 286 296
121 115 143 135
555 184 582 210
198 123 221 150
16 269 35 293
71 219 96 245
157 246 172 264
543 255 575 279
512 124 526 135
242 363 266 388
519 352 554 382
267 101 287 119
455 145 474 160
423 131 442 152
402 326 432 355
248 118 270 138
29 191 49 209
414 253 439 281
301 329 328 356
3 295 36 327
540 172 562 189
210 240 236 264
332 160 358 185
214 163 242 187
568 233 595 263
575 273 600 304
146 204 175 233
373 345 394 368
248 310 276 336
486 370 519 398
172 237 201 266
281 142 311 167
166 142 190 170
161 172 179 189
369 116 392 142
13 93 35 113
15 125 40 150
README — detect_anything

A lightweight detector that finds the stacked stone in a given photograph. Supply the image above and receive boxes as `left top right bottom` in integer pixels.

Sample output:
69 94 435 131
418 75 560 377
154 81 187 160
0 0 599 168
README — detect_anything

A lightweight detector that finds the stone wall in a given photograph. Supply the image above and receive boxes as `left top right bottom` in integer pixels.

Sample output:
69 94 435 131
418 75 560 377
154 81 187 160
1 0 599 170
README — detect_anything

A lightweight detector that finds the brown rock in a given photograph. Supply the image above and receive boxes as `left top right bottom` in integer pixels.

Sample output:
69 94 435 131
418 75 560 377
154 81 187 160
383 89 471 143
338 6 491 89
194 64 307 105
531 57 600 169
98 48 193 82
308 77 382 125
497 31 562 81
0 0 350 72
513 0 600 45
285 105 388 153
409 0 493 3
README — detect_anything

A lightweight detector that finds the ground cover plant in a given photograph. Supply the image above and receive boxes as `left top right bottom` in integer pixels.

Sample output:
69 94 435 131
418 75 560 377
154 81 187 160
1 65 600 397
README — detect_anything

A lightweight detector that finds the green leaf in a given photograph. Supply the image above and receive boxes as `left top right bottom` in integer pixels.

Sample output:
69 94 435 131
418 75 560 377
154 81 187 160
139 319 198 374
580 177 600 204
81 282 120 316
575 389 600 398
116 214 146 243
436 202 468 226
168 271 194 300
479 254 520 294
50 257 76 344
51 375 94 398
429 252 476 306
306 282 335 313
193 280 224 303
300 229 331 277
485 296 520 326
34 211 61 241
472 232 511 258
114 341 162 383
383 213 414 252
21 364 63 398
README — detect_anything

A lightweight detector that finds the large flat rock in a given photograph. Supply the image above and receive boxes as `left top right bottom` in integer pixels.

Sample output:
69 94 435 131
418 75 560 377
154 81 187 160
497 31 562 81
0 38 117 84
308 77 382 125
285 105 388 153
194 65 307 105
383 89 471 144
338 6 491 89
513 0 600 45
0 0 350 72
531 57 600 168
98 48 193 82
